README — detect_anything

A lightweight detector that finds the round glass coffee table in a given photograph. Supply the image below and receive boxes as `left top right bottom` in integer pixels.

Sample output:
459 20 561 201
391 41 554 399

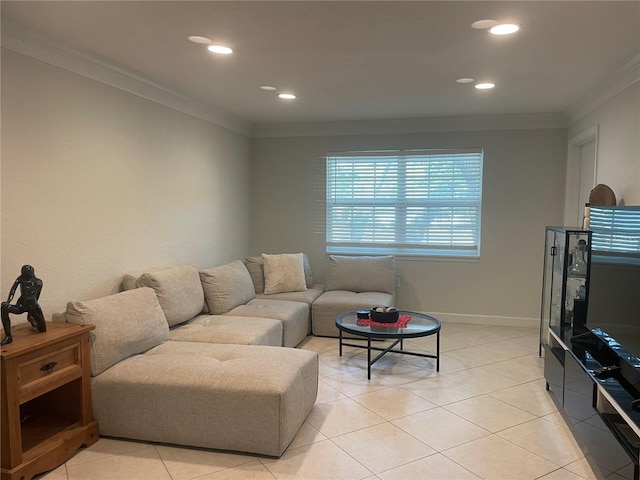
335 310 441 379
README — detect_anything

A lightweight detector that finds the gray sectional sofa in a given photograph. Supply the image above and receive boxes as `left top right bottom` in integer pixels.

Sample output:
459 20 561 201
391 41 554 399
53 253 395 457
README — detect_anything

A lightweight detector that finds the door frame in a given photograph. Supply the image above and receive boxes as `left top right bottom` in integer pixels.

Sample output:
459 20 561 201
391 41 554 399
564 125 599 226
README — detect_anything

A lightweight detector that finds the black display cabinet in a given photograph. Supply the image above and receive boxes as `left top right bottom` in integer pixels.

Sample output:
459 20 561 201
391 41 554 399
539 227 592 354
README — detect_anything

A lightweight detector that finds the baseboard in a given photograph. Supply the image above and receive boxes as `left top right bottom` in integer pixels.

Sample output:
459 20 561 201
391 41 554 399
424 311 539 329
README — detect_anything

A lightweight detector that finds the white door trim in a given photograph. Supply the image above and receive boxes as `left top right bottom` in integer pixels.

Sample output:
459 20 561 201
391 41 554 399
564 125 599 226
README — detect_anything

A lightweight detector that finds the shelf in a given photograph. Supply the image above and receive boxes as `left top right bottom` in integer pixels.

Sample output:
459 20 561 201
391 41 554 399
21 416 81 460
601 413 640 462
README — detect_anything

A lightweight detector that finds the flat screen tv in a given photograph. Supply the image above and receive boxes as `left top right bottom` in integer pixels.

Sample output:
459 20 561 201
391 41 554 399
585 206 640 395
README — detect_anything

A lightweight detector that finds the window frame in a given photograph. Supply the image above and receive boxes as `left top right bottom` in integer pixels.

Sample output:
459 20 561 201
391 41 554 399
325 149 484 259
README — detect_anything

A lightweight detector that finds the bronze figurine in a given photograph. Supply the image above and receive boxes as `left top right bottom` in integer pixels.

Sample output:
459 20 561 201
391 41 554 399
1 265 46 345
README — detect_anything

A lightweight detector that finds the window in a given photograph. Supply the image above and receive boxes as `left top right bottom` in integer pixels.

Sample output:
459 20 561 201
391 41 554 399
325 149 483 257
590 206 640 255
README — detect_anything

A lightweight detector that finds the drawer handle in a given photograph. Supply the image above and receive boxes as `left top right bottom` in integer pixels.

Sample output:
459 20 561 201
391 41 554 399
40 361 58 374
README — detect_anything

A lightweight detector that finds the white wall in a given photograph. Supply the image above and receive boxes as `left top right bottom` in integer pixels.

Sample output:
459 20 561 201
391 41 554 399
250 128 567 325
569 83 640 205
1 50 252 318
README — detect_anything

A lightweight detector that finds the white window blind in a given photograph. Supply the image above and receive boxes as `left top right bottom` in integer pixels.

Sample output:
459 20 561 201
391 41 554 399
326 149 483 257
590 206 640 254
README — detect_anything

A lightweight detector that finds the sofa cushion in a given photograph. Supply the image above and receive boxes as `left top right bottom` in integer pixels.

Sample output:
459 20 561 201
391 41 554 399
169 314 283 346
311 290 395 337
245 256 265 294
227 299 309 347
246 254 314 294
255 286 324 306
325 255 396 294
133 265 205 327
63 287 169 376
200 260 255 315
262 253 307 294
91 341 318 457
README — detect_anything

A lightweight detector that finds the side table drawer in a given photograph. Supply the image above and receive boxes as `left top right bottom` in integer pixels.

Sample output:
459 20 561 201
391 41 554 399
18 342 82 396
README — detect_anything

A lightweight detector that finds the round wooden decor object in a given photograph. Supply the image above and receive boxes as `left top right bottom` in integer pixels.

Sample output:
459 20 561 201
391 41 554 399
589 184 616 206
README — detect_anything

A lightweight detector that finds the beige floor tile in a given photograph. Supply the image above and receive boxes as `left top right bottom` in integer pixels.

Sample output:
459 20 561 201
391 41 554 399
378 453 480 480
66 445 171 480
489 379 559 416
65 438 152 466
352 386 437 420
155 444 255 480
489 338 540 359
299 336 338 355
444 394 536 432
392 407 490 451
434 331 476 353
261 439 372 480
377 452 481 480
195 460 277 480
443 343 515 369
38 464 68 480
482 356 544 384
320 370 395 396
373 361 441 385
443 435 559 480
498 417 585 467
446 367 523 394
318 353 365 376
287 421 328 450
306 397 386 438
316 379 348 404
536 467 586 479
333 422 435 474
401 374 477 406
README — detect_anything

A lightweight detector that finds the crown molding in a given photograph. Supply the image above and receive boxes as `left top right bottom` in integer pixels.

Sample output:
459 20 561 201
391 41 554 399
250 112 568 138
1 22 252 136
568 54 640 126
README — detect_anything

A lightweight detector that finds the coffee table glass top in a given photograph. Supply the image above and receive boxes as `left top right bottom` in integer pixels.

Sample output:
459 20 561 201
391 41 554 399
335 310 441 338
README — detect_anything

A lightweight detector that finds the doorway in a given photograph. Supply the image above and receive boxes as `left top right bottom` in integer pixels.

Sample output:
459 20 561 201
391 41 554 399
564 126 598 226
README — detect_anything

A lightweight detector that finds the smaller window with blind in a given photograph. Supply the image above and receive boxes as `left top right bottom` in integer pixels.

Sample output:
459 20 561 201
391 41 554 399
325 149 483 258
590 206 640 255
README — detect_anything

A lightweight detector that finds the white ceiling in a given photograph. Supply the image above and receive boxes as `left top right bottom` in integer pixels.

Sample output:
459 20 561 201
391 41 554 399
2 1 639 127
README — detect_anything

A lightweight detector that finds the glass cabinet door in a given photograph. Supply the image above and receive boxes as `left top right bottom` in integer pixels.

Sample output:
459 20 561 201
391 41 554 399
540 227 592 352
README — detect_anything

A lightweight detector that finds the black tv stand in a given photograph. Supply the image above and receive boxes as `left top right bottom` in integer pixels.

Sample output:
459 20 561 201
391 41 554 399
544 328 640 480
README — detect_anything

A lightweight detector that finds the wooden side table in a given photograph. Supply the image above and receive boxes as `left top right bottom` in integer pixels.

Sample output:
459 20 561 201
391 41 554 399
1 322 99 480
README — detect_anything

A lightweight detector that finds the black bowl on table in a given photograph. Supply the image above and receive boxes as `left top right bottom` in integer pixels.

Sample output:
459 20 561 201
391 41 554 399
369 307 399 323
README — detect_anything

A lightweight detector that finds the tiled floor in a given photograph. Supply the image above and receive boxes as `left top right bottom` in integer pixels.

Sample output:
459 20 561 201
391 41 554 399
39 322 634 480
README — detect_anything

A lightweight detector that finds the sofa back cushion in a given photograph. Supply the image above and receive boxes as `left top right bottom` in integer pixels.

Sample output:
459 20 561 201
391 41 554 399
133 265 205 327
200 260 256 314
325 255 396 294
245 254 314 294
63 287 169 376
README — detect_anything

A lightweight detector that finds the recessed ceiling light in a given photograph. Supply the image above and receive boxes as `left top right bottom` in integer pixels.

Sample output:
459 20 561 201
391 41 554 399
260 85 277 91
471 19 498 30
278 93 296 100
188 35 211 44
489 24 520 35
207 45 233 55
456 78 475 84
475 83 495 90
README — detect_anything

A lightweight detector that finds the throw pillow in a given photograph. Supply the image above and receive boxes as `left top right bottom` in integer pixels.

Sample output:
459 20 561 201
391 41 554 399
199 260 256 314
246 254 314 294
262 253 307 294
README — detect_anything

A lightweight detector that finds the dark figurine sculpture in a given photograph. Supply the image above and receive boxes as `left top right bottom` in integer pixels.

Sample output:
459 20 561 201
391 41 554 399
1 265 46 345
